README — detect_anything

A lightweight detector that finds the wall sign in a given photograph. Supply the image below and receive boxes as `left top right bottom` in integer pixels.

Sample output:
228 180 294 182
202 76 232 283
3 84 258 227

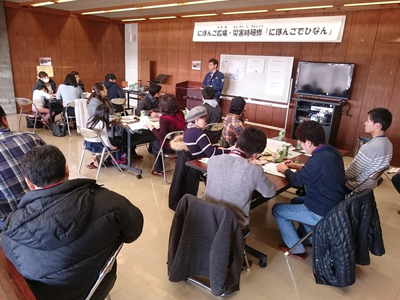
193 16 346 43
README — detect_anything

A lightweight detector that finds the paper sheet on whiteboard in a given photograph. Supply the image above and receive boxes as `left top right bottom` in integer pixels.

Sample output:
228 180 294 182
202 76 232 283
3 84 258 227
221 60 246 81
246 58 265 73
265 58 287 96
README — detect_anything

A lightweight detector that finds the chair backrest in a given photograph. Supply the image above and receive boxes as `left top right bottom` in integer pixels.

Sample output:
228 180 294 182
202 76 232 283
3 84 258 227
79 127 100 139
205 123 223 132
66 100 76 108
353 136 371 156
111 98 126 105
346 166 390 198
85 242 123 300
15 97 32 106
161 131 184 149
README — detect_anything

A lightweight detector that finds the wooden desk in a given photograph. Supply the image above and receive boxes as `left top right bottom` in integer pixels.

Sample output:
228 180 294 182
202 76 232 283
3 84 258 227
0 248 35 300
186 139 349 210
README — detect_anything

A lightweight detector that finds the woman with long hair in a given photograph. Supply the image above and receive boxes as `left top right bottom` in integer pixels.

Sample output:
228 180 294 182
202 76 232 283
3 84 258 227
147 94 185 175
84 105 123 169
56 73 84 117
87 82 115 118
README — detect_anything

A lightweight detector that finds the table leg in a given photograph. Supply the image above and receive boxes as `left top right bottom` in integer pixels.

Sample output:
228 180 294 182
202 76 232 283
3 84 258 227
118 127 143 179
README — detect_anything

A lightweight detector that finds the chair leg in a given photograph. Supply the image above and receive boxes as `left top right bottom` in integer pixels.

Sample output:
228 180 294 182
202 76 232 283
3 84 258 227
285 230 314 256
18 110 22 131
78 150 86 178
33 113 38 134
108 150 124 174
244 250 251 271
67 118 71 136
151 149 162 173
95 149 106 181
161 151 168 183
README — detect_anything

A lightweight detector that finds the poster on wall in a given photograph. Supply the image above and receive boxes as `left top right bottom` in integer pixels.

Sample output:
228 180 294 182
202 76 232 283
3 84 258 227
221 60 246 81
193 16 346 43
39 57 52 66
192 61 201 70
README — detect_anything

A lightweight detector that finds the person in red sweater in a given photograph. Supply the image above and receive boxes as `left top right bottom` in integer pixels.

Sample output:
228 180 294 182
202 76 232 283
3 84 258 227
147 94 185 175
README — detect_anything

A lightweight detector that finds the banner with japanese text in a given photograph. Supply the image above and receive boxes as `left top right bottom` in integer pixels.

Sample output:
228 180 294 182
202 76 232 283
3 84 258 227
193 16 346 43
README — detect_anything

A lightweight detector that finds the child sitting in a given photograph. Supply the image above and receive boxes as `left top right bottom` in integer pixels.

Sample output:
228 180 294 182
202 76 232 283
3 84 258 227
84 105 124 169
32 84 54 124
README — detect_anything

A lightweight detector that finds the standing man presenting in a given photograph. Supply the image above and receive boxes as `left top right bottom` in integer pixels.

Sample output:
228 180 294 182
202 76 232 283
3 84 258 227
202 58 225 103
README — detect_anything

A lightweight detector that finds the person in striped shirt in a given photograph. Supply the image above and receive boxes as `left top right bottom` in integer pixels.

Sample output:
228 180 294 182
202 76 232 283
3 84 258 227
183 106 226 159
345 108 393 193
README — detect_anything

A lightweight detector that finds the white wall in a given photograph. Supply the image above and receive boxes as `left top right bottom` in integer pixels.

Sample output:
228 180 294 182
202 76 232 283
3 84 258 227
125 24 138 84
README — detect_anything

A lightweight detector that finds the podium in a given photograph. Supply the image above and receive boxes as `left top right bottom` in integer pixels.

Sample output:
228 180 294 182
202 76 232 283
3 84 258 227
175 81 203 110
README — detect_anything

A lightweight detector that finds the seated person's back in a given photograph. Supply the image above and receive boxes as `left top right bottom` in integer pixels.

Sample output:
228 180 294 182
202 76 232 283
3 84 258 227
182 106 225 159
202 86 222 144
56 73 84 108
222 96 246 147
346 108 393 192
1 145 143 300
203 128 276 228
0 107 45 227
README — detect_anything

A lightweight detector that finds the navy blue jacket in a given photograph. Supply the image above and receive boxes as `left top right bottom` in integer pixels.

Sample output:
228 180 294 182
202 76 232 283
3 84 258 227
1 179 143 300
284 145 346 217
202 70 225 102
104 81 124 101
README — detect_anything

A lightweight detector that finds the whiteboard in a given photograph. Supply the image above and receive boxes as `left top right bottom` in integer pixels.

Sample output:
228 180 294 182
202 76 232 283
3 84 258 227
220 54 294 104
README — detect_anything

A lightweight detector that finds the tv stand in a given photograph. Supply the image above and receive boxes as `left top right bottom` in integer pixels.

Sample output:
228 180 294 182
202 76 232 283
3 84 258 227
291 97 345 146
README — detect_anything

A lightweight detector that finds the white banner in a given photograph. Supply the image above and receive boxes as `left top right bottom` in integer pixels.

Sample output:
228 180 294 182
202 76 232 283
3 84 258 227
193 16 346 43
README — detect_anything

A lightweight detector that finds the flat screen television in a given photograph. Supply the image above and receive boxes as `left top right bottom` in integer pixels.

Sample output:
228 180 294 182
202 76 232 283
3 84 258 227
294 61 355 100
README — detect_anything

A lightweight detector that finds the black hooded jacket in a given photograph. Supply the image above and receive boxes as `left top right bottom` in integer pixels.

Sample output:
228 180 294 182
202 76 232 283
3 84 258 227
104 81 124 101
1 179 143 300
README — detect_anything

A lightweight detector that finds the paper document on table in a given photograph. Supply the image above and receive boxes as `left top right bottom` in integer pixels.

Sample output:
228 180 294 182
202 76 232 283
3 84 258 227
266 139 295 152
128 122 147 131
199 158 209 164
262 163 297 178
286 150 302 159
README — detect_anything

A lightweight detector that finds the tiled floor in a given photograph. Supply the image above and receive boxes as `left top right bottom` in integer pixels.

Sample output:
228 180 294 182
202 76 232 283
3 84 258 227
8 114 400 300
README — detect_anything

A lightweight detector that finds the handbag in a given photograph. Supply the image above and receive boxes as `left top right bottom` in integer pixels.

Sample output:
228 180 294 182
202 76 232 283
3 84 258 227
52 120 66 137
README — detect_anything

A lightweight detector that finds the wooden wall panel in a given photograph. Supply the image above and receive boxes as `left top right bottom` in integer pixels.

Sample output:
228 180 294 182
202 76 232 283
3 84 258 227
138 22 149 84
101 23 115 78
135 9 400 164
6 7 125 101
166 20 179 94
177 19 192 85
157 21 169 91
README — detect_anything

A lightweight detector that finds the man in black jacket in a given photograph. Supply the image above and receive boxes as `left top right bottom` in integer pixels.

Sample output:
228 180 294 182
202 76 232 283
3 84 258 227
1 145 143 300
202 87 222 144
104 73 125 113
273 121 347 260
136 84 161 117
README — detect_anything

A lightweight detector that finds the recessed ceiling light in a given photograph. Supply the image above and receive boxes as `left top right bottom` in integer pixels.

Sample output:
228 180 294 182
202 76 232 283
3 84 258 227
81 10 107 15
142 3 179 9
344 0 400 6
181 13 217 17
149 16 177 20
31 1 55 6
122 18 146 22
223 10 268 15
108 7 139 13
275 5 333 11
184 0 229 4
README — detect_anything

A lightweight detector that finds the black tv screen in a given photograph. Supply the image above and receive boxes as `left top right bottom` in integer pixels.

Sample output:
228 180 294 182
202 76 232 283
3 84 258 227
294 62 355 100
